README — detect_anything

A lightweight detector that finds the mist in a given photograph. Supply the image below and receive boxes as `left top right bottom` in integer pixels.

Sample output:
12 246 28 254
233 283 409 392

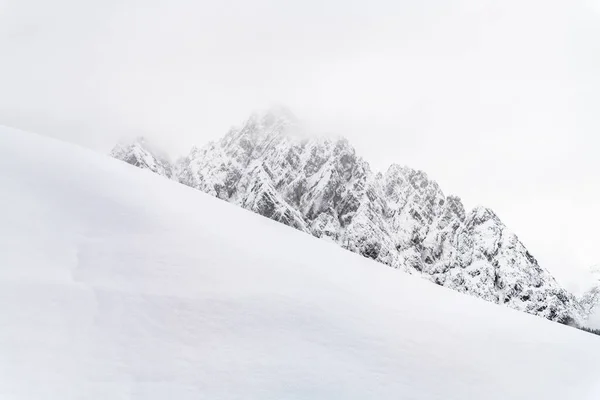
1 0 599 290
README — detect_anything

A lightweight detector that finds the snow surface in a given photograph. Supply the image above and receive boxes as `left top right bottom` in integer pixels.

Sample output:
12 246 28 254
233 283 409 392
1 126 600 399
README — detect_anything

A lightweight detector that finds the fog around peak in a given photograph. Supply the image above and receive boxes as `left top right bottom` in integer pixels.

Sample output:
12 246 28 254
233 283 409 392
0 0 599 290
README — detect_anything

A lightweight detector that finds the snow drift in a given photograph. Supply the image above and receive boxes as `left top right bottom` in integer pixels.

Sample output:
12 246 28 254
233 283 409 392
1 127 599 399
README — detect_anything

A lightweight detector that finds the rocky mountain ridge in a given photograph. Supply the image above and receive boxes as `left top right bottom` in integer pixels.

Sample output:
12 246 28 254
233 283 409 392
111 109 586 325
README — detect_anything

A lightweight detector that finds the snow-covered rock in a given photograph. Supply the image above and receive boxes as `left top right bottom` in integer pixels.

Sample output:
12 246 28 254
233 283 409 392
111 109 583 324
111 137 174 178
580 265 600 327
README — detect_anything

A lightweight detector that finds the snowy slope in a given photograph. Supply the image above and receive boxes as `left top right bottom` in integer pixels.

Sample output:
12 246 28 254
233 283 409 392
112 109 582 325
2 127 600 400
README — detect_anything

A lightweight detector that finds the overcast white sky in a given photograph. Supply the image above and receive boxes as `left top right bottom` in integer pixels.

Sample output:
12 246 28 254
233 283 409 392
0 0 598 290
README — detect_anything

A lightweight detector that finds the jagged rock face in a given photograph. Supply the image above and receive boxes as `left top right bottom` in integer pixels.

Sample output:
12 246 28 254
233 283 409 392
580 266 600 320
111 137 174 178
582 287 600 317
111 110 583 324
447 208 580 323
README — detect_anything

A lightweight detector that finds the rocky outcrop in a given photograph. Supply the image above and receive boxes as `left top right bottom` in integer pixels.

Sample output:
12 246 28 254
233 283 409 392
111 137 174 179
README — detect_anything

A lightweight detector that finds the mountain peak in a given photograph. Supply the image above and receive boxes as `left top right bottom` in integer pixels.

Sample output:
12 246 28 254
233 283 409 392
247 106 300 132
110 110 583 325
222 107 304 148
468 206 501 224
111 136 174 179
260 105 298 125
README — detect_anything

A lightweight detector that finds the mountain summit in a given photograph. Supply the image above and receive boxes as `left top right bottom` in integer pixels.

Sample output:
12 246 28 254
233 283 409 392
110 136 174 178
111 109 584 325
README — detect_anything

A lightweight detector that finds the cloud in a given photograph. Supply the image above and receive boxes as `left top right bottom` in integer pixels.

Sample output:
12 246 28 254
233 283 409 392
0 0 598 289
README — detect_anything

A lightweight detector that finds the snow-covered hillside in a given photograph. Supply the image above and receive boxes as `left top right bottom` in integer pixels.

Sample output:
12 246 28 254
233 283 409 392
112 109 583 325
1 127 600 399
